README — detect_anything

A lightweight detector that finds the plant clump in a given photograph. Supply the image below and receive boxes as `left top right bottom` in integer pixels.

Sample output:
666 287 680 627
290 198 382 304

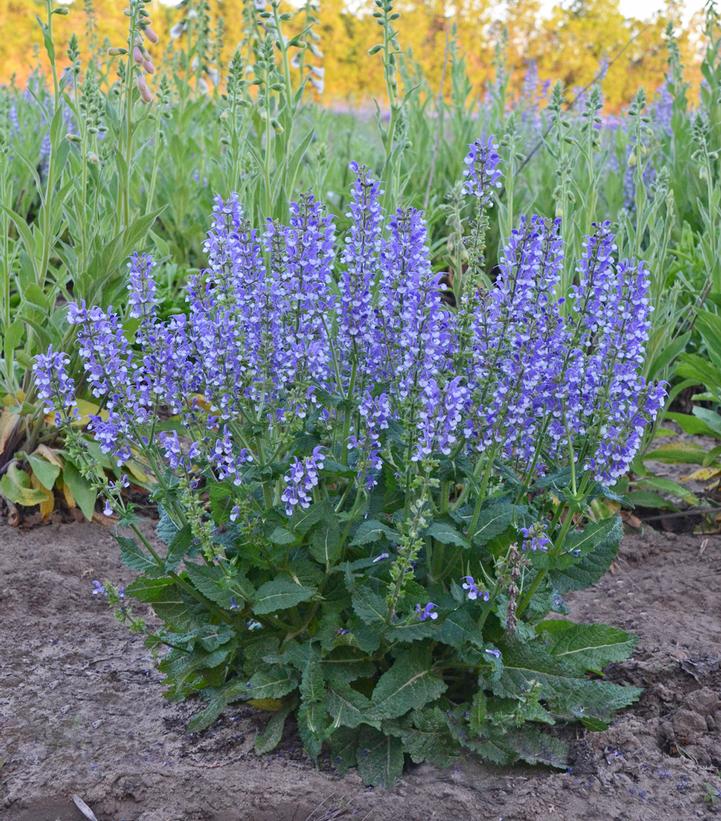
37 146 665 786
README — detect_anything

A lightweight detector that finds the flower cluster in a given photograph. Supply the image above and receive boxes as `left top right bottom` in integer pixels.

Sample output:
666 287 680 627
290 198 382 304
520 524 552 553
281 446 325 515
39 148 664 517
463 136 503 206
33 346 78 425
462 575 490 602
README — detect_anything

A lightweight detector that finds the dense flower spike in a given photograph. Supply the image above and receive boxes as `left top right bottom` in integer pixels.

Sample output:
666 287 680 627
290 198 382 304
281 446 326 515
127 252 158 320
33 346 78 425
463 136 503 206
339 163 383 367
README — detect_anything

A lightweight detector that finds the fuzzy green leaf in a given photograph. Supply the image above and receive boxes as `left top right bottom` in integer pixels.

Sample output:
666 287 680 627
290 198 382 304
309 517 341 564
550 515 622 593
426 520 470 549
370 649 447 720
356 726 404 788
252 578 315 614
537 620 637 674
494 638 642 722
326 684 378 729
247 667 298 700
117 536 158 573
386 707 456 766
255 702 293 754
351 585 388 625
468 502 516 545
350 518 400 546
322 647 376 685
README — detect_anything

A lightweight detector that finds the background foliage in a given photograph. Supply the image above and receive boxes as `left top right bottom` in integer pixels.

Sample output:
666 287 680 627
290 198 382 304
1 0 706 110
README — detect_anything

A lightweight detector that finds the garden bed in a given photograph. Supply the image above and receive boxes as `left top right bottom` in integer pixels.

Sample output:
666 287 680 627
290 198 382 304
1 522 720 821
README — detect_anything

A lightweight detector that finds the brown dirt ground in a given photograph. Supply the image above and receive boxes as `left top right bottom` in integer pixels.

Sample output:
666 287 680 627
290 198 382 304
1 521 720 821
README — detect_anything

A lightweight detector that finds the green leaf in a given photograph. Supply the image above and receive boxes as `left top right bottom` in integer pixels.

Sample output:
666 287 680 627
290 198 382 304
195 624 235 652
469 502 516 545
386 707 457 766
386 620 437 643
321 647 376 685
186 563 253 609
117 535 158 573
351 585 388 625
494 638 642 722
297 700 328 759
165 523 193 569
350 518 400 546
26 454 60 490
126 576 178 603
309 517 341 564
437 608 482 650
500 725 569 768
692 407 721 438
550 515 622 593
186 680 250 733
327 727 358 773
426 520 470 549
255 702 293 754
290 499 334 534
0 463 49 507
62 461 97 521
370 648 447 720
156 506 180 545
300 653 325 704
269 526 296 545
537 620 637 674
356 726 404 787
252 578 315 615
326 684 378 729
247 667 298 700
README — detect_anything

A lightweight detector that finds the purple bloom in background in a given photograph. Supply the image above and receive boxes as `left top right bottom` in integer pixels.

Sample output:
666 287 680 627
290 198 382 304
209 426 253 485
91 580 106 597
462 575 490 602
349 390 391 488
281 446 326 515
463 136 502 207
33 345 78 425
520 524 552 552
128 252 158 320
415 602 439 621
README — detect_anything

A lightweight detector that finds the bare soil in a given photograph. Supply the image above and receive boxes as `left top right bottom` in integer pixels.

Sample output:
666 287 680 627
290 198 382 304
1 521 720 821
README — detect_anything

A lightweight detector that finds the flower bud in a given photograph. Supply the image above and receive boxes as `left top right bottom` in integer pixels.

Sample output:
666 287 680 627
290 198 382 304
145 26 159 44
143 59 155 74
136 74 153 103
133 46 144 65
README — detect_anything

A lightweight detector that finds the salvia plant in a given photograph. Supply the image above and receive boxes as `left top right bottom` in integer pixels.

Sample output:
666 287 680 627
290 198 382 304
37 144 665 785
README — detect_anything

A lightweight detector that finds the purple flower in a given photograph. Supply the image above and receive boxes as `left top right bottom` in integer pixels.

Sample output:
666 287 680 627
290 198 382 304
339 163 382 367
281 446 325 515
520 524 551 552
91 580 106 597
463 136 502 206
461 576 490 602
33 345 78 425
415 602 439 621
127 252 158 320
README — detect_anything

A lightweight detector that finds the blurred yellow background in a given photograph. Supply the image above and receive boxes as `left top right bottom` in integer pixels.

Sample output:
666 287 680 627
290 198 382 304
0 0 705 108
